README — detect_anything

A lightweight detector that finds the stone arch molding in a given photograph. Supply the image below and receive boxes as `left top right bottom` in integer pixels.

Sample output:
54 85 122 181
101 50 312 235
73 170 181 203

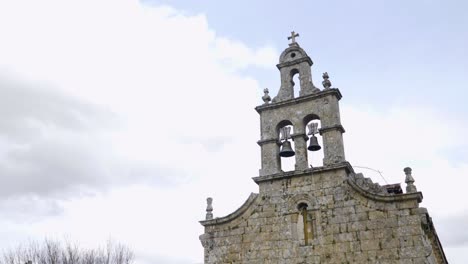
276 119 294 138
279 45 309 64
287 193 318 214
303 113 321 127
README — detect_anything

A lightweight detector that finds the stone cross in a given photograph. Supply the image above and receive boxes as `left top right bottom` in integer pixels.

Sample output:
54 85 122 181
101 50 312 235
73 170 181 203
288 31 299 45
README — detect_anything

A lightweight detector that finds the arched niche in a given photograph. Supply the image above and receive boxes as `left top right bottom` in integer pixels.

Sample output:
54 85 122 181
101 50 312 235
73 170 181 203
290 68 301 98
276 120 295 172
278 46 309 64
276 119 294 138
303 114 324 167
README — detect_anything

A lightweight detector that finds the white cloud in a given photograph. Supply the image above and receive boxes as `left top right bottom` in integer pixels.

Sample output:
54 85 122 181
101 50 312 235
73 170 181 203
342 105 468 216
0 0 275 197
214 37 277 70
0 0 274 263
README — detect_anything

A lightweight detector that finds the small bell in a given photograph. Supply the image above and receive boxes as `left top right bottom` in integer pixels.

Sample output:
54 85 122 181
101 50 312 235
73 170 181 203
307 135 321 151
279 140 295 157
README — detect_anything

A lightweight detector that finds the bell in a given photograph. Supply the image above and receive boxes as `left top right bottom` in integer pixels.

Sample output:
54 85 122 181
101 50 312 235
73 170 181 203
279 140 295 157
308 135 321 151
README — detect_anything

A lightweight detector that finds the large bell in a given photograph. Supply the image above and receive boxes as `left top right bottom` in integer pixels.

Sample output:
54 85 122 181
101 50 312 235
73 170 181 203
279 140 295 157
307 135 321 151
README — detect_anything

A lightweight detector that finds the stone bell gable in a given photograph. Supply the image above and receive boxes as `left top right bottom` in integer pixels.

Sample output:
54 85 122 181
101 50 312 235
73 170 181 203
199 32 447 264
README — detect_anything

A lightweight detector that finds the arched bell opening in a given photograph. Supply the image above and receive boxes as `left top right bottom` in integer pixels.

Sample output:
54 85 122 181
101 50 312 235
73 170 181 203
304 114 324 168
277 120 295 172
291 68 301 99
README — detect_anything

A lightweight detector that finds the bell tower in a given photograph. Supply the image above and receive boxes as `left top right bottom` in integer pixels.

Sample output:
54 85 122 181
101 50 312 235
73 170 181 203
256 32 345 176
199 32 447 264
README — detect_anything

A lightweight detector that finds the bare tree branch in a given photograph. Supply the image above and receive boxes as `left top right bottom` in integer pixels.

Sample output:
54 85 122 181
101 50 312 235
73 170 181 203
0 238 134 264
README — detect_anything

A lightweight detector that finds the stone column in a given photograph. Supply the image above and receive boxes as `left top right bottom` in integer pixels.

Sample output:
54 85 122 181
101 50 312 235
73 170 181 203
404 167 418 193
319 125 345 166
258 139 281 176
292 133 308 171
298 64 319 96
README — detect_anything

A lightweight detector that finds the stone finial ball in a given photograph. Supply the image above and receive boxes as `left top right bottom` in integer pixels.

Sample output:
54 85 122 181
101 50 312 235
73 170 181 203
207 197 213 203
403 167 412 174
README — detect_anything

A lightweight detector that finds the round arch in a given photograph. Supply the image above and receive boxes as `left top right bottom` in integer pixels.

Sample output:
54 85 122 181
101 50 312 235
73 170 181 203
303 114 321 127
276 119 294 138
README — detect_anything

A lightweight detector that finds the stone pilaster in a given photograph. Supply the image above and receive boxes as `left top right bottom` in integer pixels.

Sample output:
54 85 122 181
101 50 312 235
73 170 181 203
292 133 308 171
258 139 281 176
319 125 345 165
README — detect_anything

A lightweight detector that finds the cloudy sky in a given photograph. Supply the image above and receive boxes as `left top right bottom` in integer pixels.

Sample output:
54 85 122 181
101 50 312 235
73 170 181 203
0 0 467 263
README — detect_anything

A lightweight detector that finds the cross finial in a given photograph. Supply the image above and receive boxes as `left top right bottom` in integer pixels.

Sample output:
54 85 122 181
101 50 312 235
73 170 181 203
287 31 299 46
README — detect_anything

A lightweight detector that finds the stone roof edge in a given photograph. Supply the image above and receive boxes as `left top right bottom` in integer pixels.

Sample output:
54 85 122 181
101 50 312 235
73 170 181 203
432 227 449 263
421 209 449 263
255 88 342 113
347 177 423 203
199 193 259 226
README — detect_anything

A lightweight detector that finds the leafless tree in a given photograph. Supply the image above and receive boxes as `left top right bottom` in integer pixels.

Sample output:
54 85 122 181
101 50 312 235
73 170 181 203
1 238 134 264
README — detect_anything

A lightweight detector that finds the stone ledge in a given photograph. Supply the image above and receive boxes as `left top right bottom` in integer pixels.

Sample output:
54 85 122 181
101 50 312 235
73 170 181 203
199 193 258 226
290 133 308 140
257 134 308 145
319 124 345 134
252 161 354 184
255 88 342 113
257 138 279 146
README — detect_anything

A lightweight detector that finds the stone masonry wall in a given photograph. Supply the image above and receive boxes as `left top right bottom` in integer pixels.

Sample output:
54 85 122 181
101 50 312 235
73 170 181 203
200 166 440 264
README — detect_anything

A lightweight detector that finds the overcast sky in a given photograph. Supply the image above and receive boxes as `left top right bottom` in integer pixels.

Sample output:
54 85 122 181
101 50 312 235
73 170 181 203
0 0 467 263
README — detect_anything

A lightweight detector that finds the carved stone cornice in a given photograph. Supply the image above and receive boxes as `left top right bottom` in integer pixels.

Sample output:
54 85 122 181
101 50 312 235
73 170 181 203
276 56 313 69
257 138 280 146
319 124 345 134
252 161 354 184
255 88 342 113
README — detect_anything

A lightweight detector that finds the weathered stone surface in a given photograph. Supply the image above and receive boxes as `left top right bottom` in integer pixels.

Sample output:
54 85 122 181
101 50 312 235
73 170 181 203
200 164 445 263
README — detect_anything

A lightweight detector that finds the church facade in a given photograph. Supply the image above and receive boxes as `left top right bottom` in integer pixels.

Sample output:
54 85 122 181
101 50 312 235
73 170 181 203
199 33 447 264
